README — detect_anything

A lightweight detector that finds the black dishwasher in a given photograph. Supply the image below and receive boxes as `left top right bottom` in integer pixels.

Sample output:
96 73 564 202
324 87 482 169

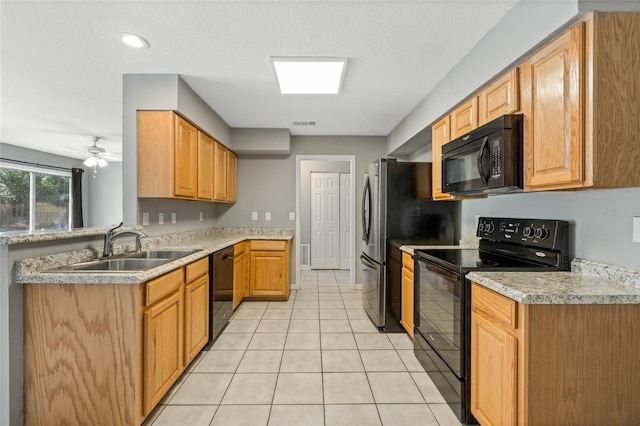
207 247 233 346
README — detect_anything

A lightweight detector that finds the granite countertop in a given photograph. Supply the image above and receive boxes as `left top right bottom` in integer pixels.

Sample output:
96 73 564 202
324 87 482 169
468 259 640 305
0 225 143 245
16 228 294 285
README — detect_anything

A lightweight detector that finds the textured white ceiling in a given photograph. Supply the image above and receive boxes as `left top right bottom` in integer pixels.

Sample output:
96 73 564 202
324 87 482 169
0 1 518 161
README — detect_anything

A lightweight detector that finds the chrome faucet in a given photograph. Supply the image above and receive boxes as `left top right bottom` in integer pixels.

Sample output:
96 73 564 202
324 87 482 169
103 222 147 257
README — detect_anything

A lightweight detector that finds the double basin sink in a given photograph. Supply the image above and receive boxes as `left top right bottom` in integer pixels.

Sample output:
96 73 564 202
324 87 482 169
46 249 202 273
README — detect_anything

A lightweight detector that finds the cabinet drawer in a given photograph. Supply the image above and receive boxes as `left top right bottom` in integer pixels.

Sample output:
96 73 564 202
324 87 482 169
234 241 247 256
186 257 209 282
472 283 517 329
145 268 184 306
402 252 414 272
250 240 287 251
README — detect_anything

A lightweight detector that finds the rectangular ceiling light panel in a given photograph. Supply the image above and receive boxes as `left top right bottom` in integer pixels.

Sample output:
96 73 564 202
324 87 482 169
271 57 347 94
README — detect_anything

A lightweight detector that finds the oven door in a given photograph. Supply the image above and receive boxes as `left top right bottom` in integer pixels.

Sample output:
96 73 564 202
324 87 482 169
415 259 463 378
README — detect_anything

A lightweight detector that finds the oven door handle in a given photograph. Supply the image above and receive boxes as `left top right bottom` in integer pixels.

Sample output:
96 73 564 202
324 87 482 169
424 263 461 281
477 136 490 184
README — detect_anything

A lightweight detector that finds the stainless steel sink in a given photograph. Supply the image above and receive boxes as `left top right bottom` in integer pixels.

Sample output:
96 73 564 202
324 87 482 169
48 258 169 273
127 249 202 260
44 249 202 273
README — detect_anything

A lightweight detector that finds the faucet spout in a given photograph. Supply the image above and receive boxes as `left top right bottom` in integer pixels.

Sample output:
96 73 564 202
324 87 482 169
103 226 147 257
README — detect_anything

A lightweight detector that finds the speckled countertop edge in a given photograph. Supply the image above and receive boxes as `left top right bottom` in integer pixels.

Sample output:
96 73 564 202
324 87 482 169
468 258 640 305
0 226 143 245
16 227 294 285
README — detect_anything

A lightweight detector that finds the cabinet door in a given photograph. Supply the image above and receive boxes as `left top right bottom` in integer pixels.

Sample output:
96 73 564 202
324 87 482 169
226 151 237 203
479 68 520 125
451 97 478 138
471 312 518 426
174 116 198 198
522 23 584 190
184 274 209 366
401 265 414 337
233 243 247 309
213 142 228 201
431 116 454 200
143 289 184 415
249 250 287 297
197 132 214 200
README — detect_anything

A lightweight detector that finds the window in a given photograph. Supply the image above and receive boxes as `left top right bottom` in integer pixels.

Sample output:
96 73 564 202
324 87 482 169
0 163 72 232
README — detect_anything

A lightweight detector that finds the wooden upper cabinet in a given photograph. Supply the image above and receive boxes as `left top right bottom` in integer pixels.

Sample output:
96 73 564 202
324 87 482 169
431 116 455 200
226 151 237 203
197 132 214 200
479 68 520 126
137 110 238 203
173 116 198 198
450 97 478 138
213 141 228 202
521 12 640 191
521 23 584 190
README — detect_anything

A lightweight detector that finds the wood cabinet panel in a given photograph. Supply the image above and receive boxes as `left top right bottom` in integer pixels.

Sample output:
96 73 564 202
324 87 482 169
400 252 414 337
233 242 247 309
431 116 455 201
137 111 175 198
450 97 478 138
173 115 199 198
471 311 518 426
227 151 237 203
185 257 208 283
184 274 209 366
197 132 214 200
472 283 517 329
479 68 520 125
213 141 228 202
250 250 287 297
143 288 183 416
521 23 584 190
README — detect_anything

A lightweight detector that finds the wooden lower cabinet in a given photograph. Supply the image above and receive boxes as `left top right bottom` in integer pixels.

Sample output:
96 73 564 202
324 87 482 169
143 288 184 415
400 252 415 337
24 258 211 425
233 241 248 309
471 282 640 425
247 240 289 300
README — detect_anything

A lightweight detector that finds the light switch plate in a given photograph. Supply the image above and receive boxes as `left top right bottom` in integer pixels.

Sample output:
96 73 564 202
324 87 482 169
265 212 271 221
158 213 164 225
252 212 258 221
142 212 149 226
199 212 204 221
289 212 295 221
633 217 640 243
171 212 177 224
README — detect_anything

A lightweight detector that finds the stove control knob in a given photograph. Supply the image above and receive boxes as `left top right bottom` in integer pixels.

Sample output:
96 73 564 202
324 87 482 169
485 222 495 233
534 227 549 240
478 222 485 232
523 226 535 238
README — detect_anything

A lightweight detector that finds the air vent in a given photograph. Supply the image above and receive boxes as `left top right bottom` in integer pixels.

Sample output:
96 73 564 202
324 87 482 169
292 121 317 126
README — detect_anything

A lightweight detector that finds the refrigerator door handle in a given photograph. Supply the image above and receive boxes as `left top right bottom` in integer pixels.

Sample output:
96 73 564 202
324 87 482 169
362 175 372 242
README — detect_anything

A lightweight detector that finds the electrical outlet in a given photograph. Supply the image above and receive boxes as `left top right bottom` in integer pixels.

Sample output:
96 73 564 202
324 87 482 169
199 212 204 221
252 212 258 221
158 213 164 225
142 212 149 226
289 212 295 221
265 212 271 221
633 217 640 243
171 212 177 224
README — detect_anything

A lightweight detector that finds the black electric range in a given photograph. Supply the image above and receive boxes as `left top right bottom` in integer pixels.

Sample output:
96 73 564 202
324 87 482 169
413 217 570 424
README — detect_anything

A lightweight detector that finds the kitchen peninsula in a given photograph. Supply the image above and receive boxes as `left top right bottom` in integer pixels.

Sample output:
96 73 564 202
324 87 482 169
11 226 293 425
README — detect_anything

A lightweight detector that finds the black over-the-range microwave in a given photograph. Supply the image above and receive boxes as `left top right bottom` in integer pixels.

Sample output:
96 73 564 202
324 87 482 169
442 113 523 196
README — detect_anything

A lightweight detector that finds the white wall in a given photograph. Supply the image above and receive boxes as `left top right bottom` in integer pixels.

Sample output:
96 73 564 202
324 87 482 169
86 162 123 227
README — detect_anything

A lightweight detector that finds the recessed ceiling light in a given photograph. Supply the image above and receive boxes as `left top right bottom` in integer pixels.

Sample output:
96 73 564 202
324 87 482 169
117 33 149 49
271 57 347 94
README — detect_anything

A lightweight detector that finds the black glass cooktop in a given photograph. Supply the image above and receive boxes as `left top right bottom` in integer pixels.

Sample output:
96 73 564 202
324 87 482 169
414 247 554 273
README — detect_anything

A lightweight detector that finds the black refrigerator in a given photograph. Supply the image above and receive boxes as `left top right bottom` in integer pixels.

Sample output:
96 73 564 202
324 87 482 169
360 158 459 331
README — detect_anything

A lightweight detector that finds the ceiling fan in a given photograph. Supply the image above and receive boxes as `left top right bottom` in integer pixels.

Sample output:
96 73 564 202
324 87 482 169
83 137 109 177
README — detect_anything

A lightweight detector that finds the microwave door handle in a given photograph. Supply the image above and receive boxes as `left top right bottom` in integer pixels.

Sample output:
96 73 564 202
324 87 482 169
477 136 490 184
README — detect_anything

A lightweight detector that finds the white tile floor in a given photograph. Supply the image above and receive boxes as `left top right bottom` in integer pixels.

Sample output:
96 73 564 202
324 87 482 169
145 270 462 426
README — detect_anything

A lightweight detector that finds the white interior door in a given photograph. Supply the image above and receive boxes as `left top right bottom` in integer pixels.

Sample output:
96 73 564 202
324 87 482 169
311 172 340 269
339 173 351 270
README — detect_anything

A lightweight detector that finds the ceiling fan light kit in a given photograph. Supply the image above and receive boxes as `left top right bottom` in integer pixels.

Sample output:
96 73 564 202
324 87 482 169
83 136 109 177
